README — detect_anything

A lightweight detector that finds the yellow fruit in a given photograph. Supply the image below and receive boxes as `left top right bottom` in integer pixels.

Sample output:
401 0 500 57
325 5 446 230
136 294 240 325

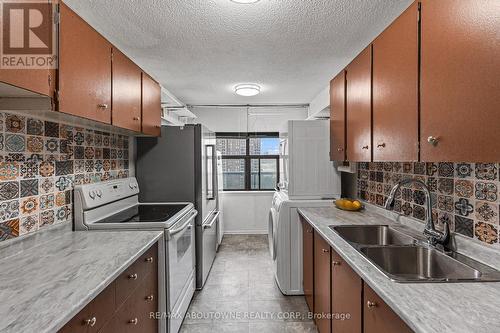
352 201 362 210
343 201 355 210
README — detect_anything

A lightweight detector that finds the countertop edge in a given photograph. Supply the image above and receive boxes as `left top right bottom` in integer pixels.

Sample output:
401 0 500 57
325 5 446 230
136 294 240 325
297 207 424 333
49 231 164 333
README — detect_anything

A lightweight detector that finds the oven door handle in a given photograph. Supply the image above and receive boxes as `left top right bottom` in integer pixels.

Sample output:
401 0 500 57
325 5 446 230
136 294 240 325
203 211 220 229
168 211 198 238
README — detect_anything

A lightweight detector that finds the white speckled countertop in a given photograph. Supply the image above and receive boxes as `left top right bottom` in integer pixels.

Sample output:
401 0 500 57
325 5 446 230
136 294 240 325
0 224 163 333
298 205 500 333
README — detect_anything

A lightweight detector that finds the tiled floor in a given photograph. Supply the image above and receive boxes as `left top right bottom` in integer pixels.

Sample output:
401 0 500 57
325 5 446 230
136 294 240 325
180 235 318 333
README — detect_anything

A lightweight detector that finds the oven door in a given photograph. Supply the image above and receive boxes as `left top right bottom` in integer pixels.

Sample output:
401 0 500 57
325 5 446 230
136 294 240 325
166 210 197 310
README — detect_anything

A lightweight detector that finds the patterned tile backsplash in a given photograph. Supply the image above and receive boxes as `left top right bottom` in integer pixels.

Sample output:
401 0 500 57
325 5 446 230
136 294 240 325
357 162 500 247
0 111 131 242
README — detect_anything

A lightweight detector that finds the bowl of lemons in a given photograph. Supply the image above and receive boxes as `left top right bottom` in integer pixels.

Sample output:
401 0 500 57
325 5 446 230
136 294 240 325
334 198 363 212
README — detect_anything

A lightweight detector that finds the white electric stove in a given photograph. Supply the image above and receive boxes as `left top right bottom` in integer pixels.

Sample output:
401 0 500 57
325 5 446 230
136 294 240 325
74 177 197 333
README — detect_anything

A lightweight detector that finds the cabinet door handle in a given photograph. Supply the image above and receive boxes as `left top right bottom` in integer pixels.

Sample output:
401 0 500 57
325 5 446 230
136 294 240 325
128 273 138 280
145 257 154 263
97 103 108 109
377 143 386 148
427 136 439 146
322 249 329 253
367 301 377 308
128 318 138 325
133 117 140 121
146 295 154 301
155 125 161 128
337 147 344 152
332 261 341 266
362 145 369 150
84 317 97 327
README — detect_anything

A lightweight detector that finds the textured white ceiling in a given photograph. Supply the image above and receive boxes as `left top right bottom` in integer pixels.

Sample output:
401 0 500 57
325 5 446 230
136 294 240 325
63 0 413 105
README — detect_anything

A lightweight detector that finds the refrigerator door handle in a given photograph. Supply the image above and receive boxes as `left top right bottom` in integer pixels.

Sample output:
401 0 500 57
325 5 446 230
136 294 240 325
203 211 220 229
206 144 216 200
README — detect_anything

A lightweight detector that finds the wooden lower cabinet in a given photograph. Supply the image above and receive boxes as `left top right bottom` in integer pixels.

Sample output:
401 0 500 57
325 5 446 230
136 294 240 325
301 217 314 312
301 220 414 333
331 248 362 333
313 230 331 333
364 283 412 333
58 243 158 333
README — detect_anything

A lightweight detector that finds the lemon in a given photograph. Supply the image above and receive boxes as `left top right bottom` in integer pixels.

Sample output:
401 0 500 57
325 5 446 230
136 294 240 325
343 201 355 210
352 200 362 210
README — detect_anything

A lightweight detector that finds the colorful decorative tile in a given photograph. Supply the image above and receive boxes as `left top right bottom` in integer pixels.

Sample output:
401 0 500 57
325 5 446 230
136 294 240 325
475 201 498 224
0 181 19 200
94 148 103 159
0 162 19 180
102 148 110 159
438 195 454 213
55 205 71 223
55 160 73 176
110 149 117 159
26 136 43 153
6 114 26 133
5 134 25 152
74 160 85 173
474 222 498 245
455 198 474 217
44 138 59 153
55 192 66 207
74 131 84 145
475 182 497 202
438 162 454 177
59 140 70 154
74 146 84 159
475 163 497 181
85 147 95 159
20 161 38 179
5 153 25 162
412 190 426 205
85 132 94 146
103 160 111 172
102 135 110 147
413 162 426 175
412 205 426 221
94 133 102 146
59 124 73 140
20 214 38 235
44 121 59 138
39 194 54 211
26 154 43 163
26 118 43 136
39 178 54 194
39 210 55 228
20 196 38 216
426 162 438 176
454 179 474 198
0 218 19 240
426 177 437 192
20 179 38 197
454 216 474 238
0 200 19 222
437 178 454 195
0 133 4 150
85 160 94 172
39 161 54 177
455 163 473 178
401 202 412 216
55 176 73 191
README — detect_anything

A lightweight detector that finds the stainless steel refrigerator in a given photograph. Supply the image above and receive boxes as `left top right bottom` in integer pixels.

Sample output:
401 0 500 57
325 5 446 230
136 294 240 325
136 124 219 289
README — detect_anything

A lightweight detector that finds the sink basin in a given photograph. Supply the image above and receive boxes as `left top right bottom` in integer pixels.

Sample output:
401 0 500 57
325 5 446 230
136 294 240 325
331 225 416 246
360 246 482 282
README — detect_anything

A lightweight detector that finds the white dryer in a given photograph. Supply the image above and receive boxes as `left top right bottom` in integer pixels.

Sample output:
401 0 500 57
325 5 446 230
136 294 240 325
268 191 336 295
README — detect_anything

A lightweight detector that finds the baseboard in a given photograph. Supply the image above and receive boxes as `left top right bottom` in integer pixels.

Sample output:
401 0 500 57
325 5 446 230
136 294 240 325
223 230 268 235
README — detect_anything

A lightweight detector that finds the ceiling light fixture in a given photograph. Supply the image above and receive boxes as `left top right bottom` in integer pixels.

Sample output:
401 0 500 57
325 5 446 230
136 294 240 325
235 84 261 97
230 0 260 4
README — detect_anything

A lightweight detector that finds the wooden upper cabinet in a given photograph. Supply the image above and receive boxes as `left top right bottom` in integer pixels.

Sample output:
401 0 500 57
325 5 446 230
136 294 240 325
420 0 500 162
372 2 418 162
330 71 346 161
346 46 372 162
301 217 314 312
331 248 362 333
59 2 112 124
141 73 161 136
364 283 413 333
313 232 331 333
112 48 142 132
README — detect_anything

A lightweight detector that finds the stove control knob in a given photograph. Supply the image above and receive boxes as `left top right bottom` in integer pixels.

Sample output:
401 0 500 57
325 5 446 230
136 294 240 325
96 190 103 198
89 191 96 200
129 183 134 189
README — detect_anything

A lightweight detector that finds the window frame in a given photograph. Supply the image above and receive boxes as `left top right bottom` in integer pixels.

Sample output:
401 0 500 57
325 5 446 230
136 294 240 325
216 132 280 191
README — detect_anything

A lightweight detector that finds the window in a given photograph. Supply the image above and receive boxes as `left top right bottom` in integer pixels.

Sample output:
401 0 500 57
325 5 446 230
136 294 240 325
216 133 280 191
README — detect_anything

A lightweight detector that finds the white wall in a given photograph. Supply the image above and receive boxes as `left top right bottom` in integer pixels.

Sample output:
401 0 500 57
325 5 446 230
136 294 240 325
308 85 330 119
220 192 273 234
190 106 308 133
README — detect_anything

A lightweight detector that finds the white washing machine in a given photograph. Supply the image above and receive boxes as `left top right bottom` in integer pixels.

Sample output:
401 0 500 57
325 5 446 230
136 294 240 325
268 190 337 295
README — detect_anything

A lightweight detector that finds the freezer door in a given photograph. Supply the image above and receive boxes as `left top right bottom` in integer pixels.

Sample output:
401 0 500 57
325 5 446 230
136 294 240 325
198 125 217 225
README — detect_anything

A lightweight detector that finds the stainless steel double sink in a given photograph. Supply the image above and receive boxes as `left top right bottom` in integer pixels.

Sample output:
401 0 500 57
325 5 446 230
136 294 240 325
330 225 500 283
